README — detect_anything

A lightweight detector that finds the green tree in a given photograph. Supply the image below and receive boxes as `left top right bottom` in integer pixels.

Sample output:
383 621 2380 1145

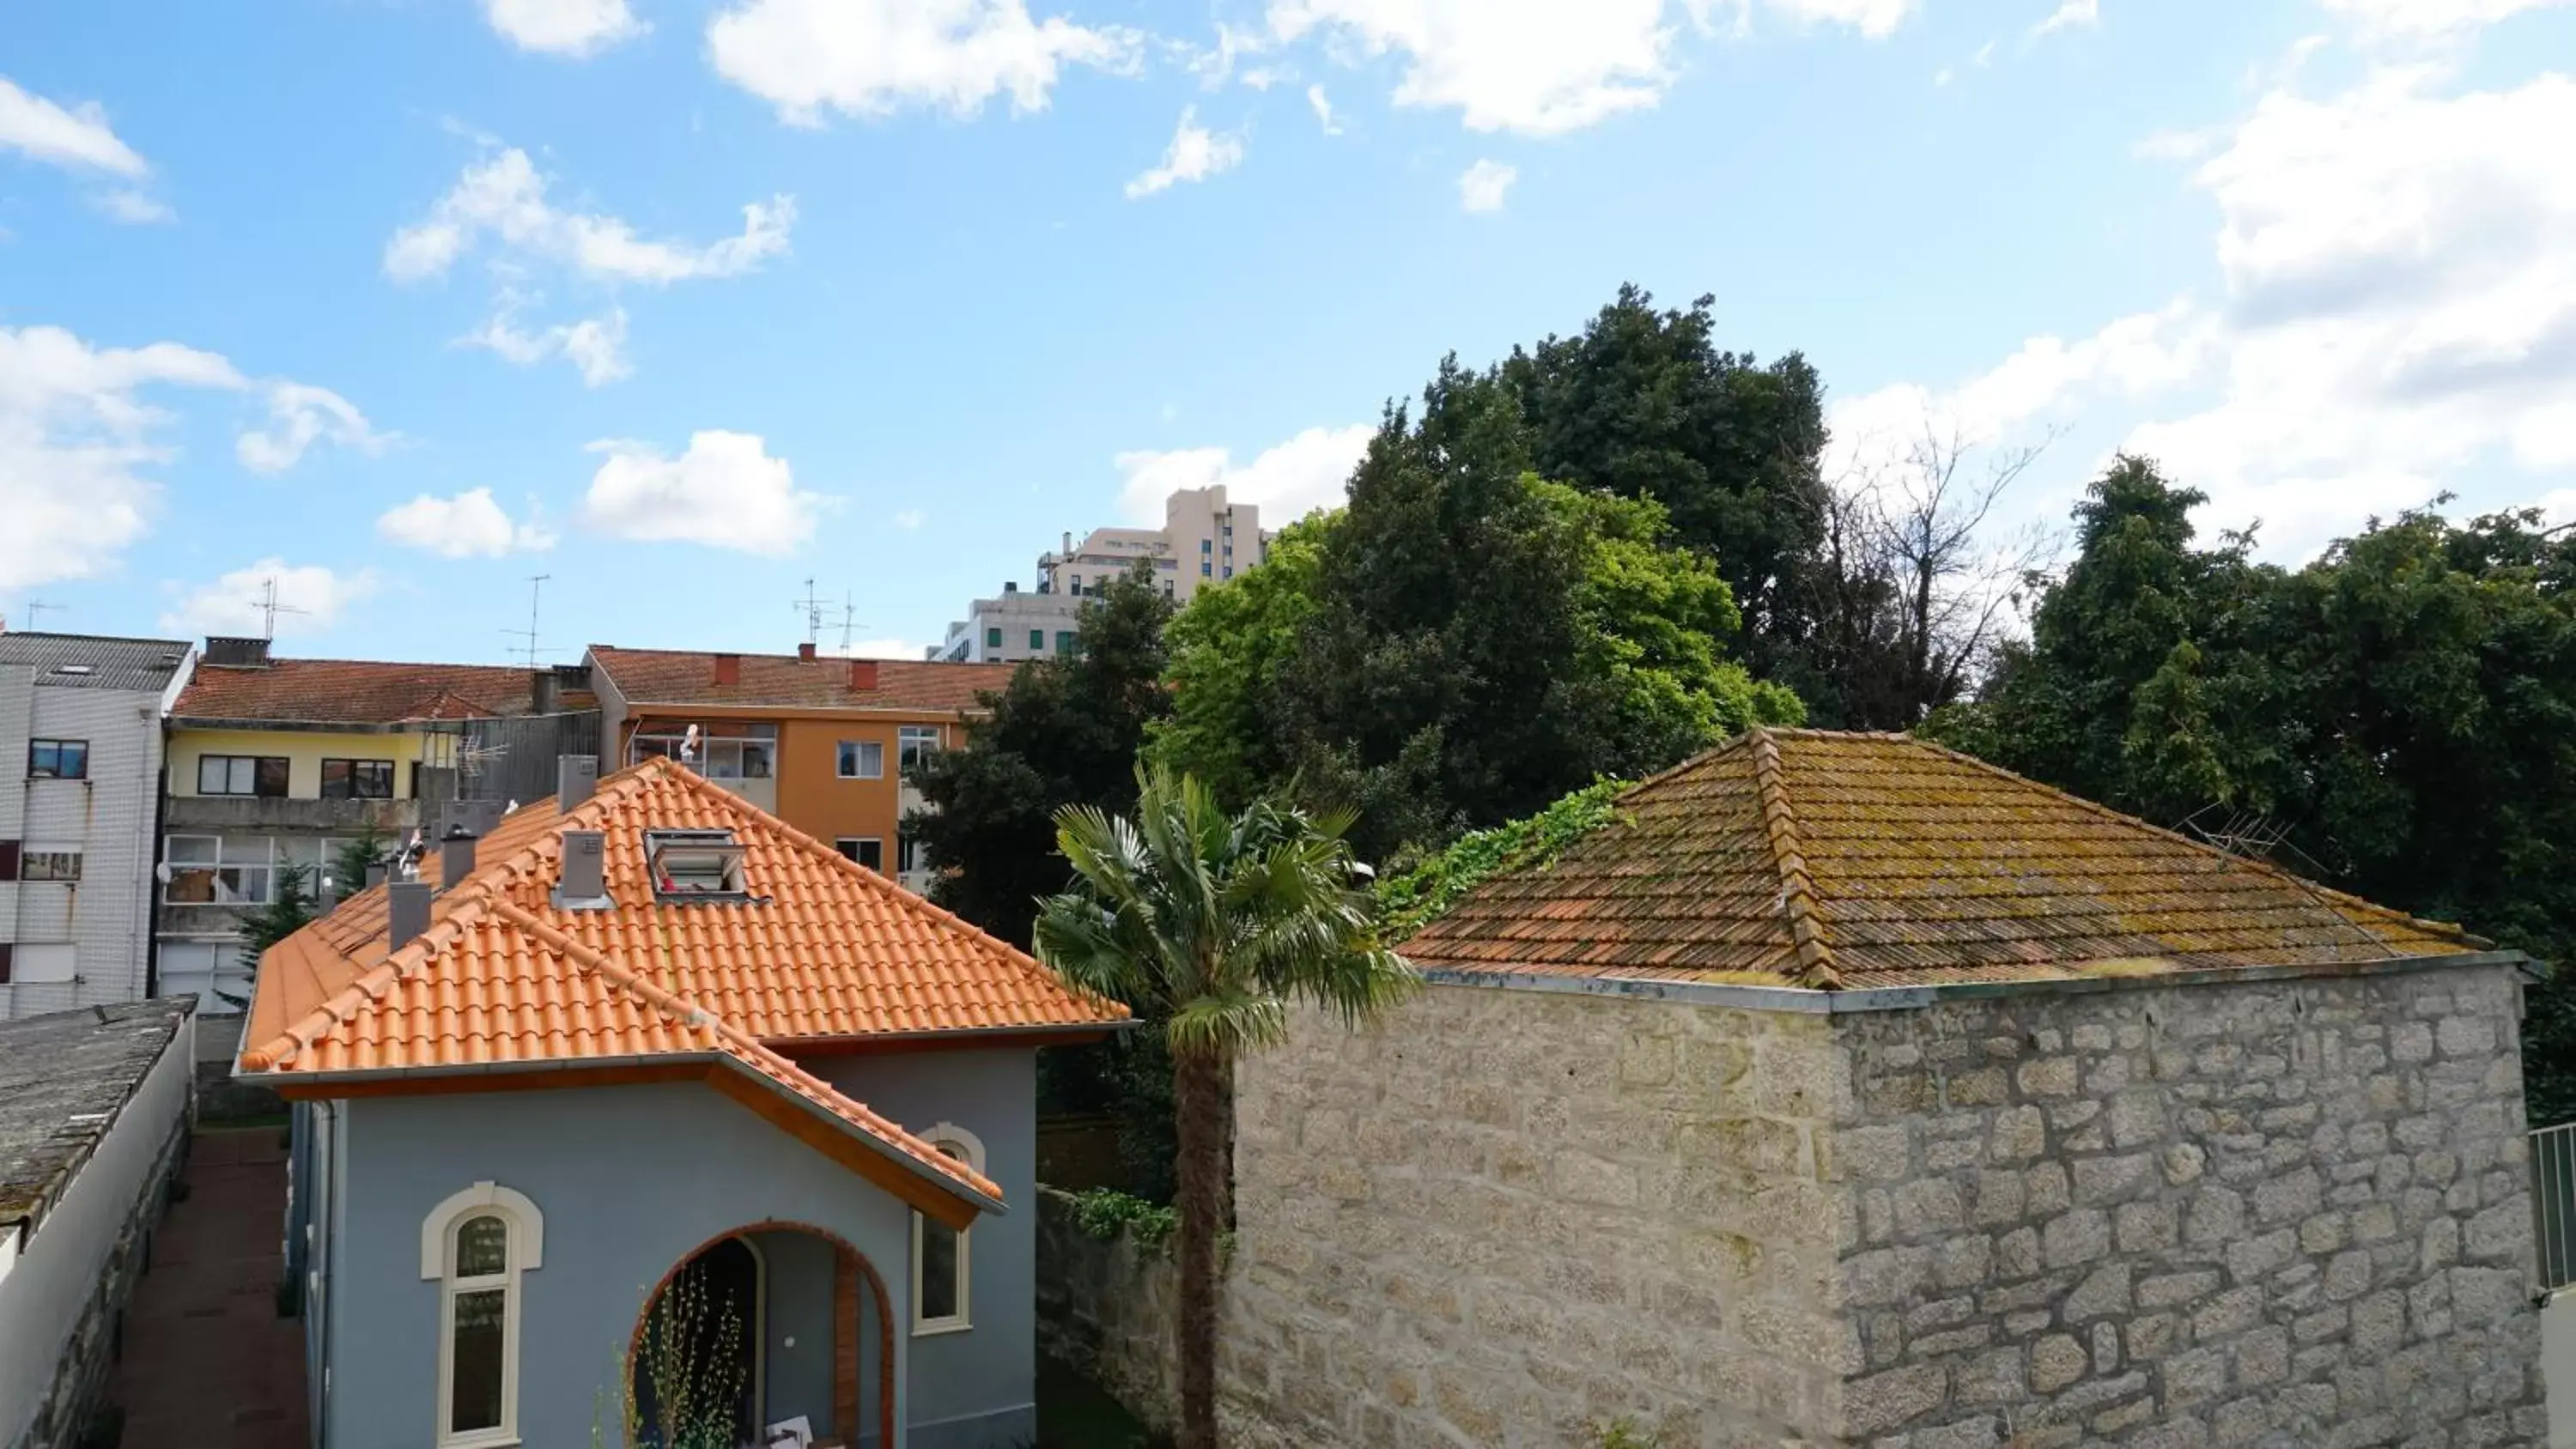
1033 767 1416 1449
1150 516 1328 808
222 864 319 1009
329 828 391 900
905 560 1177 949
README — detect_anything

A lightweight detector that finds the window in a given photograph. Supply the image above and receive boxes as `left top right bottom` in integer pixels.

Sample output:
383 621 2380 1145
836 838 884 871
1223 567 1234 579
985 627 1002 649
1222 524 1233 537
1029 629 1044 650
838 740 884 779
162 835 279 905
1055 631 1078 657
1200 539 1212 553
422 1183 541 1449
898 725 941 771
898 837 928 876
27 739 88 780
1200 561 1212 577
22 850 81 882
912 1125 985 1335
199 755 290 797
320 759 396 799
646 829 752 902
629 721 775 780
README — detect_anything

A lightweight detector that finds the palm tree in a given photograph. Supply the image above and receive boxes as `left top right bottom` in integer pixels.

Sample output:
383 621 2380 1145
1035 766 1416 1449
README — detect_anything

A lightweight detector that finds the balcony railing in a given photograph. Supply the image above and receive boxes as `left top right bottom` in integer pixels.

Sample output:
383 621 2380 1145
2532 1119 2576 1294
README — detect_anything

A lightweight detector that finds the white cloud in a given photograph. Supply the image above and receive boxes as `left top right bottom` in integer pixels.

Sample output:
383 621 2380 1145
1458 158 1516 212
0 324 245 591
386 148 793 286
1125 108 1247 198
580 430 824 554
465 303 633 386
2318 0 2570 41
160 560 376 639
235 382 396 475
484 0 648 56
1267 0 1909 136
1115 422 1372 524
97 189 174 224
1834 62 2576 560
1308 83 1342 133
892 508 926 528
2536 488 2576 527
0 76 146 177
2032 0 2099 36
706 0 1142 124
377 488 556 558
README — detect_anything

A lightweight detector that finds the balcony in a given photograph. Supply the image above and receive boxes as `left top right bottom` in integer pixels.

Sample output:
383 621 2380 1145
165 795 420 834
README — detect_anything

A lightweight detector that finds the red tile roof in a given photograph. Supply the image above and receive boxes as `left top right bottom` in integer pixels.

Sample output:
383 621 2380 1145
588 646 1013 712
175 658 589 724
1400 729 2485 990
240 757 1129 1213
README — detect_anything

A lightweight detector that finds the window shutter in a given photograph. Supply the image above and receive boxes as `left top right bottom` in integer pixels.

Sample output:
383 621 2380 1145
0 944 11 983
0 841 18 882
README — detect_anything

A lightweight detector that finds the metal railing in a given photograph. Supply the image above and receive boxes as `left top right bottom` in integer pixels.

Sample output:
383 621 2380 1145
2533 1119 2576 1293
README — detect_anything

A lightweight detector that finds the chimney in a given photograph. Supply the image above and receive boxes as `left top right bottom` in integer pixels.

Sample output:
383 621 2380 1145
440 827 478 888
798 640 817 662
848 658 878 691
713 652 742 686
1003 580 1018 593
530 668 562 714
389 882 432 951
555 829 609 909
204 636 271 669
557 755 598 815
364 863 387 890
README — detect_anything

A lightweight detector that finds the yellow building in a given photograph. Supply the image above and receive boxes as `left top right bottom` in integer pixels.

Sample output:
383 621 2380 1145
156 636 591 1009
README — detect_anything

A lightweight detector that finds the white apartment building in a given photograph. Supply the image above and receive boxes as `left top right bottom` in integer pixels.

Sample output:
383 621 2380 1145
0 633 191 1020
932 485 1274 662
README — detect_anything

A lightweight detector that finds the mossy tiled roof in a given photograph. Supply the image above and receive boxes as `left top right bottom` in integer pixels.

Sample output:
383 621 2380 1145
1399 729 2483 989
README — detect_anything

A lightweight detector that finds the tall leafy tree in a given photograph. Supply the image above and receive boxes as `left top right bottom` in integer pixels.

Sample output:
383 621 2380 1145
222 864 319 1009
1033 767 1415 1449
906 561 1176 949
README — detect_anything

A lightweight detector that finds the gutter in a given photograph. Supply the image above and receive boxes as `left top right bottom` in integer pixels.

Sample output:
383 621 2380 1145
1415 949 2537 1016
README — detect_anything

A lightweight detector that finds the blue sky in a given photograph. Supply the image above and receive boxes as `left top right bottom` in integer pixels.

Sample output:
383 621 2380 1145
3 0 2572 664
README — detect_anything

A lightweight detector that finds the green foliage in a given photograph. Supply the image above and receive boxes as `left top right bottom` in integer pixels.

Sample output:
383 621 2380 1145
1956 458 2576 1121
330 828 391 898
1375 779 1629 937
631 1261 750 1449
1594 1420 1662 1449
223 864 319 1010
908 561 1178 949
1150 516 1328 808
1066 1187 1178 1248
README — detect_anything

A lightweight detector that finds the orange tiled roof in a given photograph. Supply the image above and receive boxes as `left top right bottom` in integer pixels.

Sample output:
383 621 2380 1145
239 757 1128 1210
589 646 1013 712
175 658 591 724
1400 729 2486 990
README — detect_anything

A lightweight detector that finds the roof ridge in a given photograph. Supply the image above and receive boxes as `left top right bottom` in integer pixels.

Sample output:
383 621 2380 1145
1749 729 1841 989
1899 733 2488 951
1618 729 1762 802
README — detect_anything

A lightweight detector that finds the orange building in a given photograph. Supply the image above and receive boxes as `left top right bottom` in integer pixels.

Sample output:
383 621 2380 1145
583 645 1015 890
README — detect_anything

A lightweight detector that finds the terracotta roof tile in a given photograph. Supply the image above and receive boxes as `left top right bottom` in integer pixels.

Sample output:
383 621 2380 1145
1400 729 2485 989
175 658 589 724
238 757 1126 1212
589 646 1012 712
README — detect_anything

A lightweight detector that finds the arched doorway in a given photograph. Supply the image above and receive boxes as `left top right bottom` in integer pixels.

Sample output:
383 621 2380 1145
629 1222 895 1448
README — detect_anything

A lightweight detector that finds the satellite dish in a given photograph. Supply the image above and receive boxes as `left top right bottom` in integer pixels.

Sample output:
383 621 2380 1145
155 861 173 884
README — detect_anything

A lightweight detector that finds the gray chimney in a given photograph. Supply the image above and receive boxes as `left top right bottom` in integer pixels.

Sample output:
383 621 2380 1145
441 798 504 840
440 828 478 888
389 882 432 951
531 668 562 714
558 755 598 814
364 863 387 889
554 829 610 910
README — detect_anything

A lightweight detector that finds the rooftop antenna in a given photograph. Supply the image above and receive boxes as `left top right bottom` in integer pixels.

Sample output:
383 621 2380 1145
501 574 551 666
837 593 862 653
251 577 309 641
19 599 63 630
794 577 831 647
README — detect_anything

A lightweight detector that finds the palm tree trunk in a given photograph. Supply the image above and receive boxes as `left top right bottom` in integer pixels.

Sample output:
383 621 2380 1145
1173 1045 1229 1449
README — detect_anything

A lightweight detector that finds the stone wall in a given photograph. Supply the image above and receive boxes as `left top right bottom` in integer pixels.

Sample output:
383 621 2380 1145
1225 984 1852 1448
1035 1186 1180 1433
1836 962 2546 1447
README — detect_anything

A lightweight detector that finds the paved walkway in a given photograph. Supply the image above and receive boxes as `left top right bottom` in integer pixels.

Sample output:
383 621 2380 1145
113 1126 308 1449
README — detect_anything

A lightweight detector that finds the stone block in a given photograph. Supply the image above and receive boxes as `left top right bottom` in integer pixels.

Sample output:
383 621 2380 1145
2040 1209 2111 1270
2030 1333 2088 1393
1989 1106 2046 1163
1846 1362 1947 1436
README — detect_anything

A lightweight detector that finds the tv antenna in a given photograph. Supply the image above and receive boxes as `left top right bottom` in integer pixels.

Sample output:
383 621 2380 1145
501 574 552 665
794 578 837 647
18 599 63 630
250 577 309 640
837 593 864 653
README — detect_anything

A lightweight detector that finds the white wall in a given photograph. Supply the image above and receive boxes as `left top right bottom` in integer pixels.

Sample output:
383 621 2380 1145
0 1010 192 1444
1 674 167 1020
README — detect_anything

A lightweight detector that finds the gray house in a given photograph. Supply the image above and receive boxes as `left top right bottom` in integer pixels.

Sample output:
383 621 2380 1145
236 755 1127 1449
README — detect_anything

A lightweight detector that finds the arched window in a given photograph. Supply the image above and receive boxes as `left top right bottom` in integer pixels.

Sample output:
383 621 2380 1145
421 1183 542 1446
912 1124 985 1336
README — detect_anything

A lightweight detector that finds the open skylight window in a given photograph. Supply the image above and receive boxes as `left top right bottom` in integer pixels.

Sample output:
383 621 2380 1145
644 829 755 903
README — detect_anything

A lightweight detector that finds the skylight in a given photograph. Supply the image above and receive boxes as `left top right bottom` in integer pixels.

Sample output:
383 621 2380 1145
644 829 754 903
53 664 93 676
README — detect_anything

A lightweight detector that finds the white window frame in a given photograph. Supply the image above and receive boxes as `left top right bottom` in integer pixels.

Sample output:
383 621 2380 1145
21 849 82 882
421 1182 543 1449
838 739 884 779
896 725 942 771
836 837 884 872
911 1124 984 1337
161 834 280 906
